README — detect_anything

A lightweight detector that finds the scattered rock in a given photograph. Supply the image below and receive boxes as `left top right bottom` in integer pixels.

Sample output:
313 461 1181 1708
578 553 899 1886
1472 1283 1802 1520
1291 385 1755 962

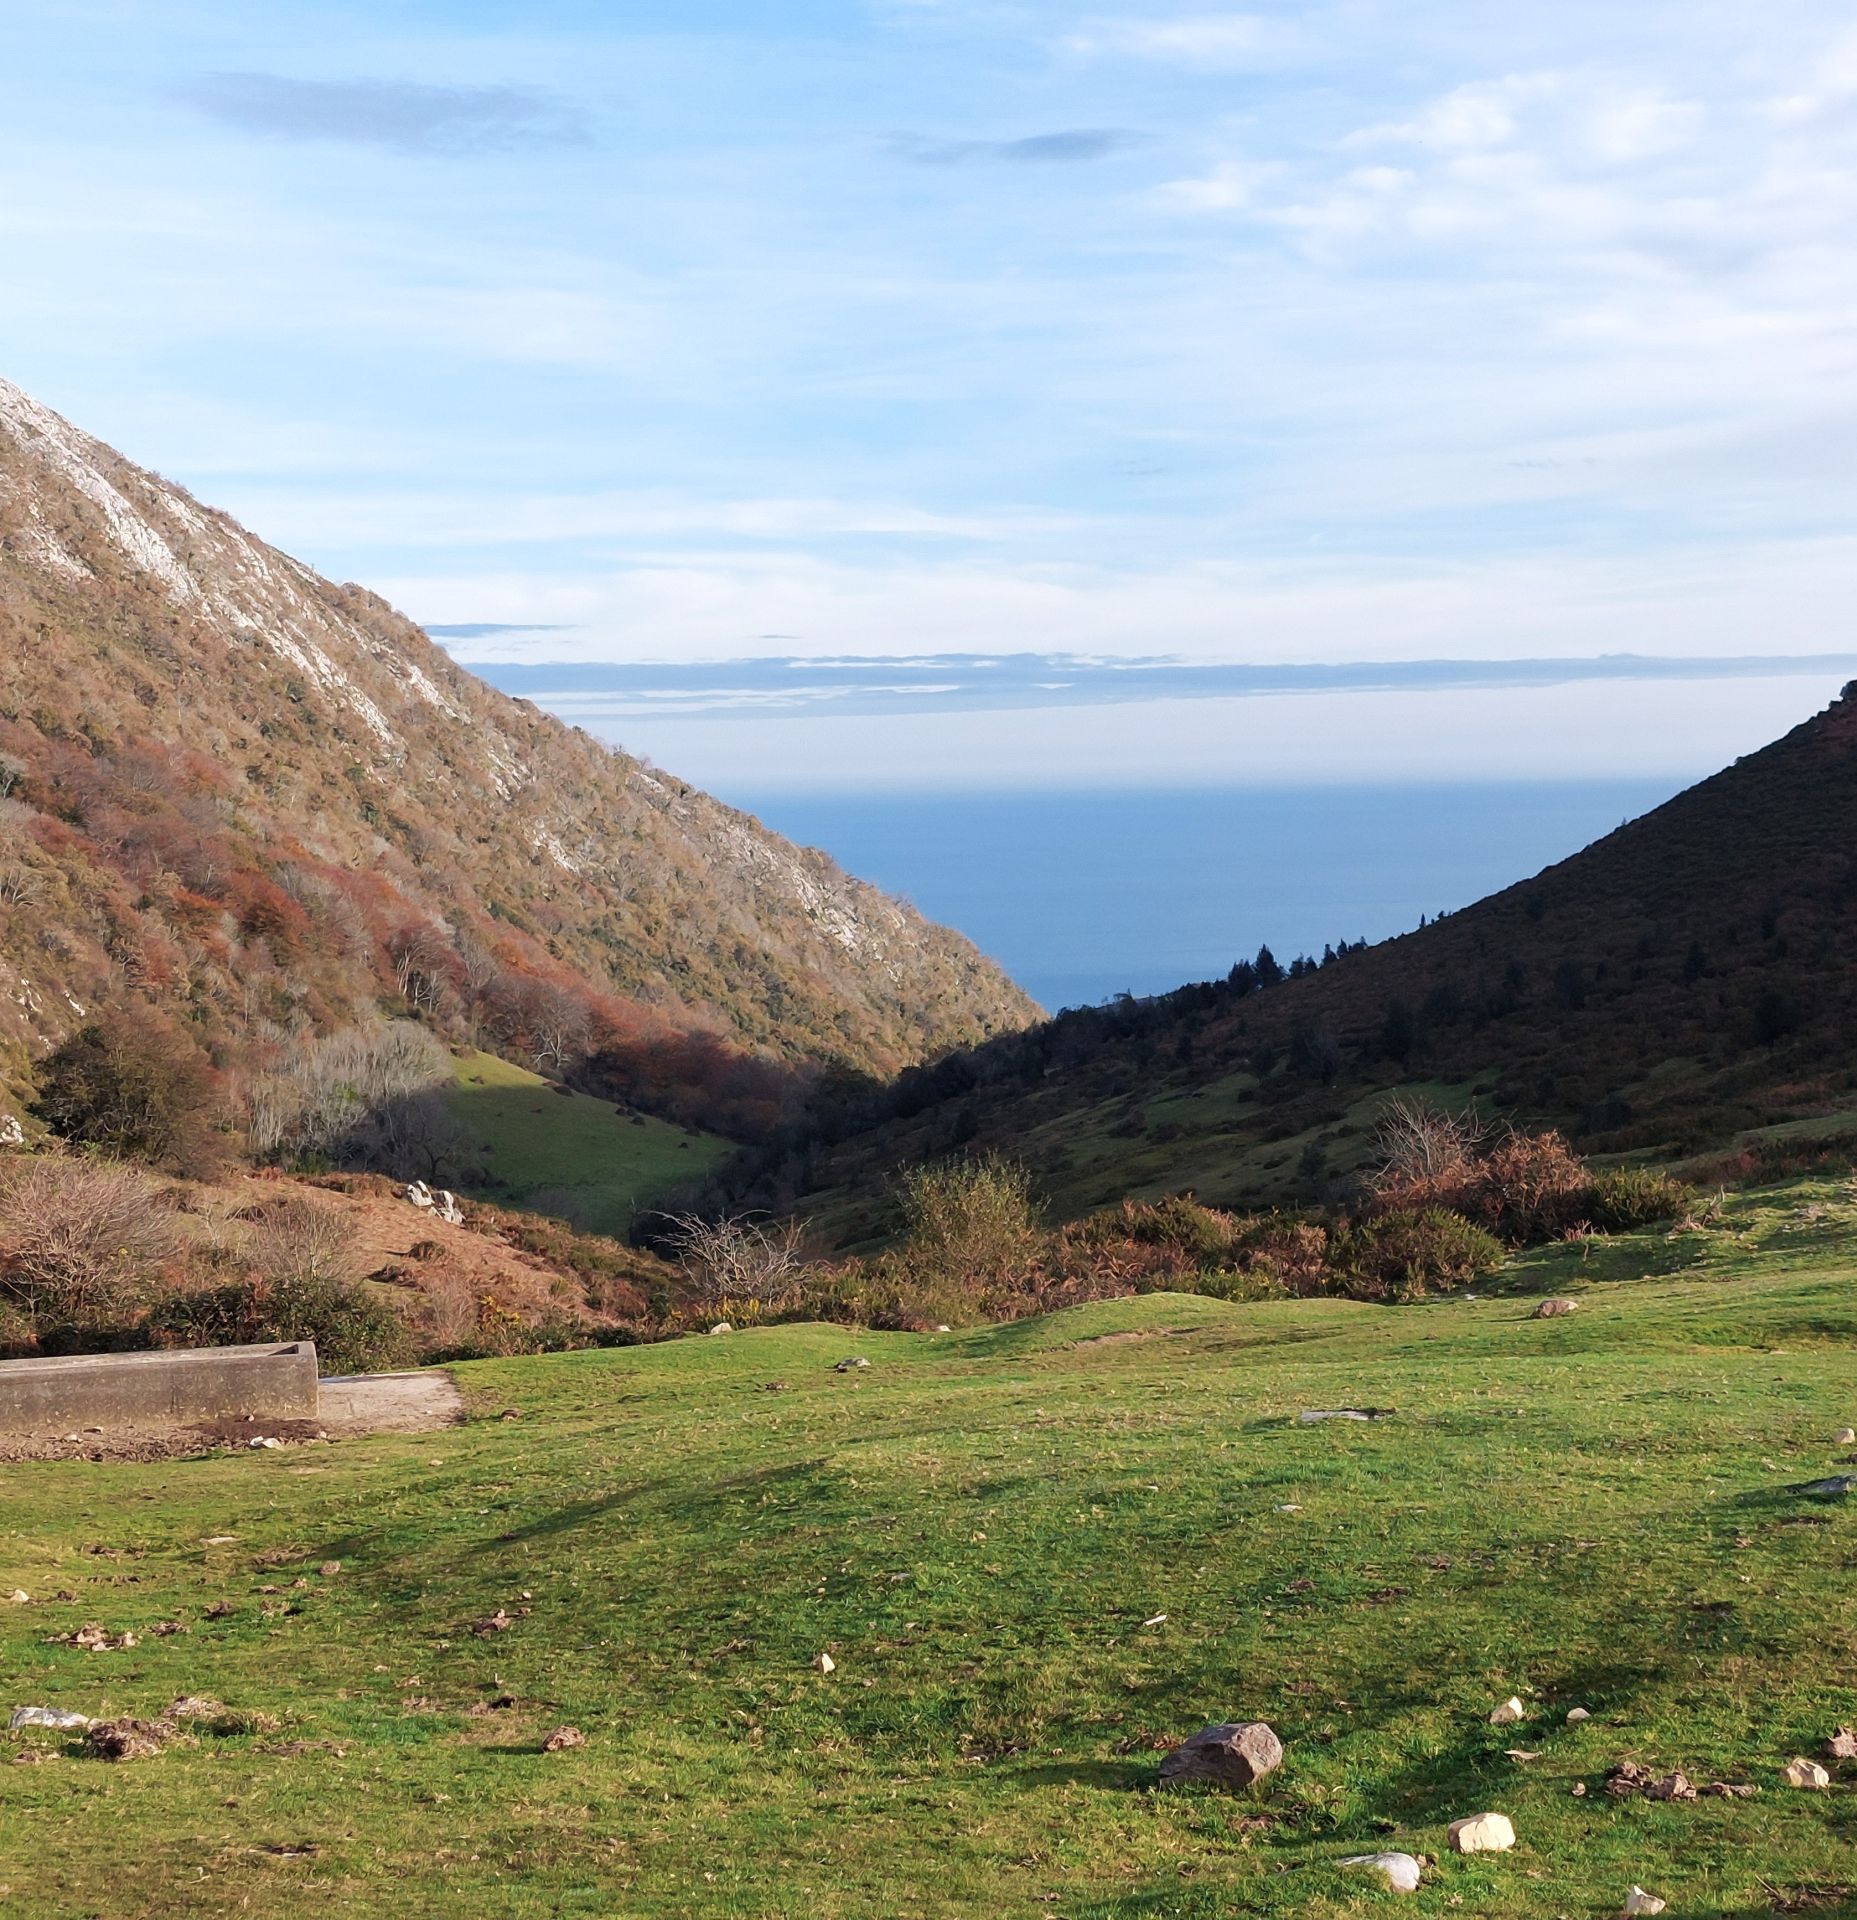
1566 1707 1591 1723
403 1181 465 1225
1297 1407 1394 1423
9 1706 91 1731
1339 1852 1423 1893
1489 1697 1526 1725
1605 1764 1702 1802
6 1589 28 1605
1447 1812 1516 1854
164 1696 225 1722
1533 1298 1579 1318
1836 1428 1856 1446
1570 1782 1588 1797
542 1726 586 1753
814 1652 836 1674
1784 1757 1831 1790
833 1357 870 1372
1824 1727 1857 1762
1159 1721 1284 1789
62 1623 136 1652
709 1322 734 1336
1621 1888 1667 1916
88 1717 176 1761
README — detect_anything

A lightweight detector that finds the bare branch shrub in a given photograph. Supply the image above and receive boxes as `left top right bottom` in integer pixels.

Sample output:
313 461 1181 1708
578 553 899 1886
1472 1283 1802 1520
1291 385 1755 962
663 1211 805 1307
248 1021 451 1164
1366 1095 1491 1200
247 1196 361 1290
0 1156 175 1324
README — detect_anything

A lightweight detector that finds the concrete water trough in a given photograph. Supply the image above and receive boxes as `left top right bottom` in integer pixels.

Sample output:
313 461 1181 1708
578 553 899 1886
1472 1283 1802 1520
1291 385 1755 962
0 1341 319 1434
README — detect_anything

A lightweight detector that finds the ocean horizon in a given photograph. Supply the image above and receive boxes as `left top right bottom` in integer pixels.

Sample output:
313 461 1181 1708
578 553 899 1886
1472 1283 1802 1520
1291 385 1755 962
734 781 1682 1013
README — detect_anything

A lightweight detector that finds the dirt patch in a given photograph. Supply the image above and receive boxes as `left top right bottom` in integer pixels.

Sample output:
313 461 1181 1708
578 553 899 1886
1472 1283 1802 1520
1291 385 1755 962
316 1370 464 1435
1072 1328 1189 1349
0 1370 462 1462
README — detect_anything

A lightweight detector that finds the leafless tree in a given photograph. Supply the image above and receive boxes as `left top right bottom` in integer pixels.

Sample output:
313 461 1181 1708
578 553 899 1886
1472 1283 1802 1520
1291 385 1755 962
248 1020 452 1162
388 922 454 1016
661 1211 806 1307
1366 1094 1493 1194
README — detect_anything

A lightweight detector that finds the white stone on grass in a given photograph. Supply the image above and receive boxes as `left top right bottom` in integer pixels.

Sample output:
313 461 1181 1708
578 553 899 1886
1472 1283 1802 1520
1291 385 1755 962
1339 1852 1422 1893
1489 1697 1526 1725
1447 1811 1516 1854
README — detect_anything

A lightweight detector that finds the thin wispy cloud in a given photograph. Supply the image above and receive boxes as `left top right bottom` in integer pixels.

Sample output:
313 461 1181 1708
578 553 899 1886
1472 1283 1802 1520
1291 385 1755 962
889 128 1140 165
1063 13 1293 68
175 72 591 154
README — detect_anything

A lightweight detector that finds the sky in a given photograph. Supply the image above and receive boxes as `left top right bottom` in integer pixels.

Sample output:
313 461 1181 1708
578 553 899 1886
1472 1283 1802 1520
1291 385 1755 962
5 1 1857 786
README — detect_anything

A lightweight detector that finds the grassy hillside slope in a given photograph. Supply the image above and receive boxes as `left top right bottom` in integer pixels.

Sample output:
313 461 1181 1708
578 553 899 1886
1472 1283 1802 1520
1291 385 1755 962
448 1049 730 1236
5 1181 1856 1915
0 375 1036 1127
774 687 1857 1232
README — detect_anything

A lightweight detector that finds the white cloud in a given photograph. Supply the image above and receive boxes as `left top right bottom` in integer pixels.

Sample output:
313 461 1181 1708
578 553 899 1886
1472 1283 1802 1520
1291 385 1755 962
221 487 1084 550
1063 13 1291 68
1349 74 1559 152
391 535 1857 669
1155 159 1271 212
1581 86 1701 163
1770 24 1857 122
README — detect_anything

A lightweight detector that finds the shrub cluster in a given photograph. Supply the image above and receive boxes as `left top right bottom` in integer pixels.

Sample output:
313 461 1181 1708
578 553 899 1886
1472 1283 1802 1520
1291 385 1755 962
1365 1100 1693 1244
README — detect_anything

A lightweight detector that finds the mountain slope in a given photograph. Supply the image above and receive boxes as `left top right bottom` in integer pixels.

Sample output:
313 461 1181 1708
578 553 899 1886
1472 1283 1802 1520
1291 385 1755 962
0 377 1037 1126
774 686 1857 1234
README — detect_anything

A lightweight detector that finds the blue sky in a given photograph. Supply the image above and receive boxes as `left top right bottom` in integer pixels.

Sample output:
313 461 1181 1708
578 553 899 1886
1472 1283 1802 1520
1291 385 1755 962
5 1 1857 785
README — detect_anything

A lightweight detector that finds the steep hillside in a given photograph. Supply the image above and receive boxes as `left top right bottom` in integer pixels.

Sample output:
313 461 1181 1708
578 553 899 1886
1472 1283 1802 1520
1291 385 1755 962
772 687 1857 1234
0 377 1036 1131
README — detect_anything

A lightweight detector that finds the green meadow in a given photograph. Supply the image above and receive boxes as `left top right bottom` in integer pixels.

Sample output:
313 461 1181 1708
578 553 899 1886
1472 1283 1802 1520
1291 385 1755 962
447 1049 731 1237
4 1179 1856 1916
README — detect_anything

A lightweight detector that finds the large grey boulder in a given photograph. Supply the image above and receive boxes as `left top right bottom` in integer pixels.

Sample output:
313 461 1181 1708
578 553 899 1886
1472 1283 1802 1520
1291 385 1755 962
1159 1720 1283 1788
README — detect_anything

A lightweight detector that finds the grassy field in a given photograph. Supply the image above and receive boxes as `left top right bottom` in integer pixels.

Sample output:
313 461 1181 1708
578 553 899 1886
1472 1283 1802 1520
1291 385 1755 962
4 1179 1857 1916
447 1049 732 1237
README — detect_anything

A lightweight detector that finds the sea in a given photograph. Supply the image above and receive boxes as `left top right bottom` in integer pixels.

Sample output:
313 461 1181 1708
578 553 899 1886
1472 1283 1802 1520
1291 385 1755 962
732 782 1680 1013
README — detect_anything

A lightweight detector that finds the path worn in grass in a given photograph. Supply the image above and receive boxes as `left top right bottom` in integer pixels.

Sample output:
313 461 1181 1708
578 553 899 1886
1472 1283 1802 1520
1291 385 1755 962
3 1181 1856 1916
